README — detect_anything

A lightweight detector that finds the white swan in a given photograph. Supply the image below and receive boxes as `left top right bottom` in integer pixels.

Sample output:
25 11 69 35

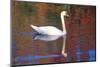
30 11 69 36
31 11 69 57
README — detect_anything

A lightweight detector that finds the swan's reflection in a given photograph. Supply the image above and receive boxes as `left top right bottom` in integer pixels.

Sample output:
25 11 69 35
32 34 67 57
33 34 62 41
19 31 67 57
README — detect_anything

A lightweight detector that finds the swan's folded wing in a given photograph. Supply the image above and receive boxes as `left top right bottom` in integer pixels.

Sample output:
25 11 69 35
39 26 63 35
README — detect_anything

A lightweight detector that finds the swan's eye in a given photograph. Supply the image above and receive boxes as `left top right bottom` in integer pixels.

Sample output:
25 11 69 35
64 11 67 15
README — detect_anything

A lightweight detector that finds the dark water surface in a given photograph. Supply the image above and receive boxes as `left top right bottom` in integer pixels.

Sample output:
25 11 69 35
12 1 96 66
12 31 69 65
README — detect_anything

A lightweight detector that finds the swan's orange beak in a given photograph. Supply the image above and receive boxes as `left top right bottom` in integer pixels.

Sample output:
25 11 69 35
66 14 69 17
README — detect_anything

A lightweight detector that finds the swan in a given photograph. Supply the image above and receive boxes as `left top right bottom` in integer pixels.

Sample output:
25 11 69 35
30 11 69 35
30 11 69 57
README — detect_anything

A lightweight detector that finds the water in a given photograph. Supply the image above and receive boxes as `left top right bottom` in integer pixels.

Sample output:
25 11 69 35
12 31 68 65
12 1 96 65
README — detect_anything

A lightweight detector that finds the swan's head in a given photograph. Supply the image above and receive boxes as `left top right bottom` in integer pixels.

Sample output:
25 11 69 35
61 11 69 17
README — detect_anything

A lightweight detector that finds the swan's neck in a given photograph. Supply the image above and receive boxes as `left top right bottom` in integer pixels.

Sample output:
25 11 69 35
61 14 66 35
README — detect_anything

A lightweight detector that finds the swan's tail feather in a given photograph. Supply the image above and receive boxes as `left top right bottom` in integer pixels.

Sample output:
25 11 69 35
30 24 39 32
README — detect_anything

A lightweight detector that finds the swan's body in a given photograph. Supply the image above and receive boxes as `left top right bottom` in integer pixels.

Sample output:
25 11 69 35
30 25 65 35
30 11 69 36
30 11 69 57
